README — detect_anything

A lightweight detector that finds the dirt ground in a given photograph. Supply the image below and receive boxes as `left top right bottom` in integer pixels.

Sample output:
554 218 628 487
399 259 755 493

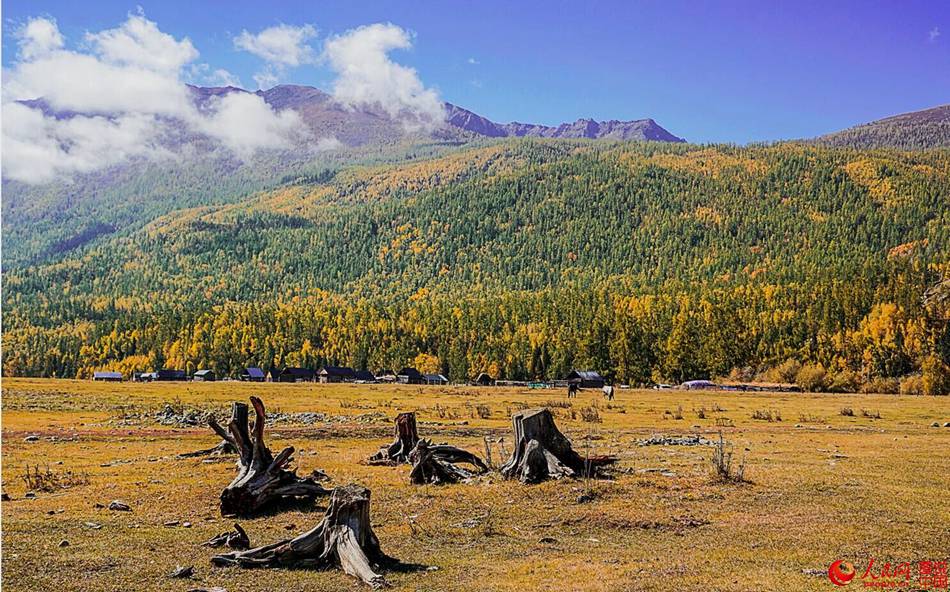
2 378 948 591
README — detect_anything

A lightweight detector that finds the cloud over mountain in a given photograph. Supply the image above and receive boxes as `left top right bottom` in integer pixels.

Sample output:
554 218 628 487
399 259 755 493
2 14 305 184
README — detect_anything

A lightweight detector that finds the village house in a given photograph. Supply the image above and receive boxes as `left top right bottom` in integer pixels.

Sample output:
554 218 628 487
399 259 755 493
92 371 122 382
565 370 605 389
397 367 425 384
193 369 216 382
318 366 357 383
239 367 266 382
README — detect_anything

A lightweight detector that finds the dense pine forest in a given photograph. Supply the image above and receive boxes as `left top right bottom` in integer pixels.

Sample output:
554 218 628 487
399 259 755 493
4 140 950 392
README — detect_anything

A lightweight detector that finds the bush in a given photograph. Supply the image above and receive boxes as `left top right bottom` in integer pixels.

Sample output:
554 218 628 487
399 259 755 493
840 407 854 417
921 355 950 396
828 370 860 393
710 432 747 483
796 363 829 392
760 359 802 384
900 375 924 396
860 377 900 394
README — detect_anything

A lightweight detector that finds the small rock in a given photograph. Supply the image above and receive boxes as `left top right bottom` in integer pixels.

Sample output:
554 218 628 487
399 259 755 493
187 588 227 592
425 565 440 571
538 536 558 544
24 491 36 499
284 524 296 530
108 500 131 512
169 565 194 579
182 522 192 528
94 502 105 509
58 539 70 547
1 493 10 501
576 493 596 504
84 522 102 529
164 520 180 527
932 422 940 428
944 422 950 428
24 435 40 442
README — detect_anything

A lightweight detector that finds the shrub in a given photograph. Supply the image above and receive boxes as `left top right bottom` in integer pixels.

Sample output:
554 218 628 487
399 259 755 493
710 432 747 483
21 465 89 492
900 375 924 396
828 370 860 393
840 407 855 417
751 409 781 422
796 363 829 392
474 404 491 419
774 359 803 383
921 355 950 396
860 377 900 394
579 406 602 423
861 409 881 419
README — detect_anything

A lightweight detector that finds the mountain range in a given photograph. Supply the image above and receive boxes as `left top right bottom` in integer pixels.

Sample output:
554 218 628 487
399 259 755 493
188 84 687 144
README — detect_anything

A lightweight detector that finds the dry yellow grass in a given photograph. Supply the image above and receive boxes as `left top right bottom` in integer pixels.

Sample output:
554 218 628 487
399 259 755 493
2 378 949 591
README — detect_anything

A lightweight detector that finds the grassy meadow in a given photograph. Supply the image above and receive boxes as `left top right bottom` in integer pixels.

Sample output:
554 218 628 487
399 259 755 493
2 378 948 591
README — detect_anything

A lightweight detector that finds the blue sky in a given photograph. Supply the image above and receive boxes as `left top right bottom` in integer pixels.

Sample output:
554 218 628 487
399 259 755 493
3 0 948 143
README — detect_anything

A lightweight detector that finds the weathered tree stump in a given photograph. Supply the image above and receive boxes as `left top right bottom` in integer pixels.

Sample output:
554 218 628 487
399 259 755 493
500 408 606 483
217 397 329 516
408 439 489 485
368 412 419 465
211 484 393 589
202 523 250 550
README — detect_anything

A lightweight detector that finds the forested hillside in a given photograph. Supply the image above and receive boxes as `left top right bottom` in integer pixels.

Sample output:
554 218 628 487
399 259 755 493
816 104 950 150
4 140 949 392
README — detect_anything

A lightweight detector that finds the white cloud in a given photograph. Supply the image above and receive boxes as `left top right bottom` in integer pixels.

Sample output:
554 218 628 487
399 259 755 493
3 14 315 184
86 14 198 73
2 101 164 184
929 27 941 42
234 24 317 67
467 57 479 65
194 92 306 155
15 16 65 60
323 23 445 130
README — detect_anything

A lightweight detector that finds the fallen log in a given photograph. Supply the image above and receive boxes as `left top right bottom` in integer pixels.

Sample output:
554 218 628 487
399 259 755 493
408 439 488 485
217 397 329 516
211 484 394 589
500 408 611 483
368 412 419 465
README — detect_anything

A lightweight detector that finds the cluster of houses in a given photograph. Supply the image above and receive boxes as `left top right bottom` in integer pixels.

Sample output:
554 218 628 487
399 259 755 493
93 367 612 388
96 366 452 385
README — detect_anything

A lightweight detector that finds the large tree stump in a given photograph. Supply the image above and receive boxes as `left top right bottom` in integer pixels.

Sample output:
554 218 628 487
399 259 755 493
368 412 419 465
217 397 329 516
408 439 489 485
500 408 594 483
211 484 394 589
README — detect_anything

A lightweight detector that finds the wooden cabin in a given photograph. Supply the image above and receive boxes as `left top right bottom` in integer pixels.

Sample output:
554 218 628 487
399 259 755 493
239 367 266 382
565 369 605 389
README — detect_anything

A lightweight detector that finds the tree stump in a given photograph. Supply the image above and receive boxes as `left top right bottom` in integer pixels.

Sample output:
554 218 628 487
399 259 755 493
408 439 489 485
211 484 393 589
217 397 329 516
500 408 591 483
368 412 419 464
